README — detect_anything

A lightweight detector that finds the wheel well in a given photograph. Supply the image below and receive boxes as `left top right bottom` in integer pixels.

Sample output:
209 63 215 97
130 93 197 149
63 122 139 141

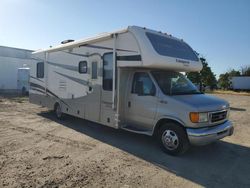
153 118 184 137
54 102 59 111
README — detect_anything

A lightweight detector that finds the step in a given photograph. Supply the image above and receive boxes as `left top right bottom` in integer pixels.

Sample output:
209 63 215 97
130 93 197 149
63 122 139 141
121 125 152 136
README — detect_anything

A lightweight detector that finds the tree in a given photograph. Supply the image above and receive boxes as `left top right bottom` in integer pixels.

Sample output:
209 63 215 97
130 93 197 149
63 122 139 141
218 69 241 90
218 73 230 90
186 57 217 90
228 69 241 77
186 71 202 90
213 66 249 90
200 58 217 90
241 66 250 76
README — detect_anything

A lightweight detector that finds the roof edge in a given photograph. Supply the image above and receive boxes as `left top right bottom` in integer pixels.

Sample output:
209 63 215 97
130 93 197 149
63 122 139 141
33 27 129 54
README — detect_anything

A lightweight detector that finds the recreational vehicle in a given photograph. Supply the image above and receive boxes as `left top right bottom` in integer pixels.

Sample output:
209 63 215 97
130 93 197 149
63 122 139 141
29 26 234 155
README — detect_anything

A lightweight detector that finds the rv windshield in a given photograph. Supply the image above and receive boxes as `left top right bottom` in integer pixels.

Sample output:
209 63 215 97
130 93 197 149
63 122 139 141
151 71 202 95
146 32 199 61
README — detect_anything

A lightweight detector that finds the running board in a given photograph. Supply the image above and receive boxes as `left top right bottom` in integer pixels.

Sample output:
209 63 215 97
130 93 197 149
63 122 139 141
121 125 152 136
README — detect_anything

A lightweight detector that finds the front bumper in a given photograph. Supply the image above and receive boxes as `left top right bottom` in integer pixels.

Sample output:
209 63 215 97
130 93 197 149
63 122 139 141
186 121 234 145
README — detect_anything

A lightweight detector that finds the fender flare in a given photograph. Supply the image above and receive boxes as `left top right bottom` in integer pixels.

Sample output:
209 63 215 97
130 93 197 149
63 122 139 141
152 115 186 136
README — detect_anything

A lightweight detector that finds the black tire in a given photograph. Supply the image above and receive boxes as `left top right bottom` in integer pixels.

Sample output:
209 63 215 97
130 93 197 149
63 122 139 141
54 103 64 120
158 122 190 156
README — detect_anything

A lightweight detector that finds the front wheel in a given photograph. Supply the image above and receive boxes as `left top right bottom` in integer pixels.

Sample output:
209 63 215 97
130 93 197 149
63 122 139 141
158 122 190 156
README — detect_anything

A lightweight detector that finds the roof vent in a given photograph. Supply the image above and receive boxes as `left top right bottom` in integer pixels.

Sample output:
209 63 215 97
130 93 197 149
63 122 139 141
61 39 74 44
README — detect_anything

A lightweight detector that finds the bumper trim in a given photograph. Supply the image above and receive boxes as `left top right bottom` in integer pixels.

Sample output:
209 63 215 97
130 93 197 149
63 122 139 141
186 121 234 145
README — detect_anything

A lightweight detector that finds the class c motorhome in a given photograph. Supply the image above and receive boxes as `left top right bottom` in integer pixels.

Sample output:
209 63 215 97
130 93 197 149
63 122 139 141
29 26 234 155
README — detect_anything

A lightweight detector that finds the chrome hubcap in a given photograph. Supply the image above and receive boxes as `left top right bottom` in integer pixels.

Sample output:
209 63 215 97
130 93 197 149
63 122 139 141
161 130 179 150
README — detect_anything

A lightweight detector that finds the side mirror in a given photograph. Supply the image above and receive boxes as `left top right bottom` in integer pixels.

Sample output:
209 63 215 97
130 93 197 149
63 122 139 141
135 81 144 96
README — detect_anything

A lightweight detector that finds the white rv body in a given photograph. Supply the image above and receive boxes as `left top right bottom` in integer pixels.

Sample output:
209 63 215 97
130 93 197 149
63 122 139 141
30 26 233 155
30 26 201 127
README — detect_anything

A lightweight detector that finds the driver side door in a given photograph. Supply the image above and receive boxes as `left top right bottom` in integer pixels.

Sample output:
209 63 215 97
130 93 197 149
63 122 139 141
125 72 158 130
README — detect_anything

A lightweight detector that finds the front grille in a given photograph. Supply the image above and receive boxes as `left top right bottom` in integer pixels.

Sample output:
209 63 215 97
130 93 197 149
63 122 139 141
210 110 227 123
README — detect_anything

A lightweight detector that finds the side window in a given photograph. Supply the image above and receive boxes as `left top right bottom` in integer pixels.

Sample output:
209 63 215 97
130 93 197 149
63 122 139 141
37 62 44 78
92 61 98 79
132 72 156 96
103 53 113 91
79 61 87 74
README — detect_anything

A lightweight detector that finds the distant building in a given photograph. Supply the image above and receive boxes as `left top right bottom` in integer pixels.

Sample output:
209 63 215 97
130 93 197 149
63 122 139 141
231 76 250 90
0 45 34 93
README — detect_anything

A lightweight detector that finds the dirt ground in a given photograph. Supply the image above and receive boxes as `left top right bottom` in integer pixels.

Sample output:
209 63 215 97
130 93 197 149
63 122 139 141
0 94 250 188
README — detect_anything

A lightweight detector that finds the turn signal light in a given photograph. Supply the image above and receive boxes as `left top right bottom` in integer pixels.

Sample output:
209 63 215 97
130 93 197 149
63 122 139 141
190 112 199 123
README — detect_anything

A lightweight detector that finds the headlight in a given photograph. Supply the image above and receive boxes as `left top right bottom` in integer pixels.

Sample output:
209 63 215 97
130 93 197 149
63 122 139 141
190 112 208 123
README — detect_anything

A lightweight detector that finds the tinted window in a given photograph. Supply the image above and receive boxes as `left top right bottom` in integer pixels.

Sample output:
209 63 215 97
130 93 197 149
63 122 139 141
92 62 98 79
132 72 156 96
79 61 87 73
103 53 113 91
146 32 198 61
37 62 44 78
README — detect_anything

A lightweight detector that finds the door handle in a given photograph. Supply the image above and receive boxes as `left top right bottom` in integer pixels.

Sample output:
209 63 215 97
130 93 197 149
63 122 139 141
128 101 131 107
159 100 168 104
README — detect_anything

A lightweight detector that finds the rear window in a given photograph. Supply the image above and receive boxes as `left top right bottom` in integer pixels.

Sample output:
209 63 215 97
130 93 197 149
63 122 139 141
146 32 198 61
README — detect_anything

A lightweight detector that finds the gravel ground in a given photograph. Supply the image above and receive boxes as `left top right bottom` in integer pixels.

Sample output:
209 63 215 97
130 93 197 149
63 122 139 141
0 94 250 187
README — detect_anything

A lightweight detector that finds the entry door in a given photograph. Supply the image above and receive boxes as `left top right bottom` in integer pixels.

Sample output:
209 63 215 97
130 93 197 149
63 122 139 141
101 53 113 105
126 72 157 130
85 60 101 122
100 53 117 127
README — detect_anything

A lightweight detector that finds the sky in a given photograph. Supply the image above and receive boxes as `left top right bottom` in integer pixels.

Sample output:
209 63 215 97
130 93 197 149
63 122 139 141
0 0 249 77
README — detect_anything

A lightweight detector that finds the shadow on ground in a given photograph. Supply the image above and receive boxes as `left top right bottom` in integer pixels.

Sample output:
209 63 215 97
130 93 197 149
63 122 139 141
38 111 250 187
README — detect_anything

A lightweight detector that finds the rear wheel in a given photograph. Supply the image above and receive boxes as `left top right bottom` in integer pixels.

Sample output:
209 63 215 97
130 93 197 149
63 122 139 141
55 103 64 120
158 122 190 155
